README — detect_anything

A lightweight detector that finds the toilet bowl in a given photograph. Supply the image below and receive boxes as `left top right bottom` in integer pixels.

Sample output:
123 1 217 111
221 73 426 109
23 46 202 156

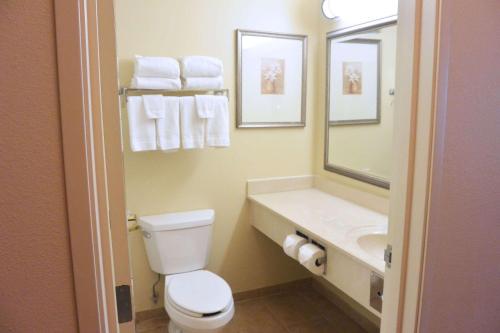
165 270 234 333
138 209 234 333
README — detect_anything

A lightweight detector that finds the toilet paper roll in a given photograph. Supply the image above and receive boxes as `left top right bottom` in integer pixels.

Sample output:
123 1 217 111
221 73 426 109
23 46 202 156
283 234 308 260
298 243 326 275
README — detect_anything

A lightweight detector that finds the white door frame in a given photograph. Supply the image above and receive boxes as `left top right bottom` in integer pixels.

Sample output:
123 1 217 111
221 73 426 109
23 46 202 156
53 0 445 332
54 0 134 332
382 0 442 332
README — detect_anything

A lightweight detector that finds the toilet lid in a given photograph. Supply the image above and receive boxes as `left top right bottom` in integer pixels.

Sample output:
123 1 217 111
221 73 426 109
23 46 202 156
167 270 232 316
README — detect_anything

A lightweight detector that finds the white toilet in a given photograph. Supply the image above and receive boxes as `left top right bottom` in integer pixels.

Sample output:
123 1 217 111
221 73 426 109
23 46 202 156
138 209 234 333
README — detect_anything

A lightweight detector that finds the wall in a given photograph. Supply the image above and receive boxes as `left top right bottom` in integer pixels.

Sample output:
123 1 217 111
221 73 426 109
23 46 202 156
314 0 398 196
115 0 319 312
328 25 397 180
419 0 500 332
0 1 78 332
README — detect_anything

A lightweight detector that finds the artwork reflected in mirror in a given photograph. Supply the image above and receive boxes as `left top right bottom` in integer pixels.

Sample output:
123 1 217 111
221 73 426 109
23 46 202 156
330 38 380 125
343 62 362 95
325 21 397 188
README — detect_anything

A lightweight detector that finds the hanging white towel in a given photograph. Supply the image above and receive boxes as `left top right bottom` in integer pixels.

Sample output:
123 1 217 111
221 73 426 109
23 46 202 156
127 96 157 152
142 95 165 119
181 56 223 78
194 95 223 119
206 96 230 148
183 76 224 90
134 55 180 78
156 97 180 151
131 76 182 90
180 97 205 149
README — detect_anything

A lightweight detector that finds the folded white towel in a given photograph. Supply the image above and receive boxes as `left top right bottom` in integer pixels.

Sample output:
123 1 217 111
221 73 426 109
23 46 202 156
142 95 165 119
156 97 180 151
181 56 223 78
195 95 224 119
183 76 224 90
206 96 230 147
131 76 182 90
134 55 180 78
127 96 157 152
180 96 205 149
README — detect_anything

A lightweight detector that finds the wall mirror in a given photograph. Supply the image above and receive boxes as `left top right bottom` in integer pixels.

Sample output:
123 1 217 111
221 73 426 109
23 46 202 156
325 19 397 189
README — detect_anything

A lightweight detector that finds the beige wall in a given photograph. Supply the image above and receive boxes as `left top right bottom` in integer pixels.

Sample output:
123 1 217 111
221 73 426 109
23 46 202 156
115 0 320 311
328 25 397 180
314 2 398 197
419 0 500 332
0 1 78 332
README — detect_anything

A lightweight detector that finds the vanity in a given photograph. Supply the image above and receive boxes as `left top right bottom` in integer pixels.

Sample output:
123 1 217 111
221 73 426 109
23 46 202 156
247 176 388 317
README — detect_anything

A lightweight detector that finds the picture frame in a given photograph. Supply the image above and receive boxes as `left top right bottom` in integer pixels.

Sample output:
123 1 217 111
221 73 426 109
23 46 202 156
236 29 308 128
328 38 381 125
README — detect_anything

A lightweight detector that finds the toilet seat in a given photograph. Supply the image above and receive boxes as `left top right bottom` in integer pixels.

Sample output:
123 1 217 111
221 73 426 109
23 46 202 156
164 270 234 332
167 270 232 317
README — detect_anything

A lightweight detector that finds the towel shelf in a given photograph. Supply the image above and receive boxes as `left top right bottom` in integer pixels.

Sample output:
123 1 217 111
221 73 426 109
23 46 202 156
119 87 229 100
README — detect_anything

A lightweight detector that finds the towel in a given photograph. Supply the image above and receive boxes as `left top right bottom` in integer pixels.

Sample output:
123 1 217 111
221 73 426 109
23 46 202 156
126 96 157 152
134 56 180 78
181 56 223 78
195 95 227 119
156 97 180 151
131 76 182 90
183 76 224 90
206 96 230 147
180 96 205 149
142 95 165 119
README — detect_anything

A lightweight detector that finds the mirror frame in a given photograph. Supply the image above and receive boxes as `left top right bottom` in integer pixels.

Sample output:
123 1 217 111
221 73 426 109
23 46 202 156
324 16 397 189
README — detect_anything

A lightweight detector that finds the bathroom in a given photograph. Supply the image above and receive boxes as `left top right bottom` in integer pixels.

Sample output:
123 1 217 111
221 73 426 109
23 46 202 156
115 0 398 332
2 0 499 333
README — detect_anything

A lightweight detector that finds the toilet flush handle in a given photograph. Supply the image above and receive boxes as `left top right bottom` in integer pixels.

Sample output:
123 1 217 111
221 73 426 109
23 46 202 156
142 230 152 239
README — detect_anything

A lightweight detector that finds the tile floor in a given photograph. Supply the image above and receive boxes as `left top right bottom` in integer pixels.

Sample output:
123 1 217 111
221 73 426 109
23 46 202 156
136 285 371 333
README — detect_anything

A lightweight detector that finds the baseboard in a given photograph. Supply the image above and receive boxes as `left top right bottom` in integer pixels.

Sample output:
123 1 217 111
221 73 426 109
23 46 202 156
312 277 381 333
233 278 313 301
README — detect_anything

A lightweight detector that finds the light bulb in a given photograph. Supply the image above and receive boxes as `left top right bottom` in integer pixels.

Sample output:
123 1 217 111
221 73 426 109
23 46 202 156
322 0 339 19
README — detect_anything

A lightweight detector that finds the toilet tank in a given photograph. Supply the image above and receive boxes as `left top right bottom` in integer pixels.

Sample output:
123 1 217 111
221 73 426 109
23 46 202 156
138 209 214 275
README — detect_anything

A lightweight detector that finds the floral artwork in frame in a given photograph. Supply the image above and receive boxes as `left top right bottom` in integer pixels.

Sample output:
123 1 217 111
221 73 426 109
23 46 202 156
261 58 285 95
237 30 308 128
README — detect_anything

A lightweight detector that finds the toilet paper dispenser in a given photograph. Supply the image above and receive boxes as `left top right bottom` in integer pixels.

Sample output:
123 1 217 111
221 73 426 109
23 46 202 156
283 231 327 275
295 230 309 240
310 240 327 266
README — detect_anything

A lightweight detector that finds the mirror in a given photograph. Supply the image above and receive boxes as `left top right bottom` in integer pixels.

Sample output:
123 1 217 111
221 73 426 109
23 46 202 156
325 20 397 189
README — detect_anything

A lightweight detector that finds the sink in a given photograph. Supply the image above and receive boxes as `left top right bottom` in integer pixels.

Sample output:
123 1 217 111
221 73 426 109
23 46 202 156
347 225 388 262
357 233 387 261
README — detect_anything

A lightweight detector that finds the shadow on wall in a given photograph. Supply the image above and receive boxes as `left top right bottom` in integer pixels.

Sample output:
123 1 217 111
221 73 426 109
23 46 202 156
119 59 134 85
218 201 310 292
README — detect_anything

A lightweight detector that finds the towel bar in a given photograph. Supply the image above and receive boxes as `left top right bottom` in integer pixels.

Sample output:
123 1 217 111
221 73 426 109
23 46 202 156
119 87 229 99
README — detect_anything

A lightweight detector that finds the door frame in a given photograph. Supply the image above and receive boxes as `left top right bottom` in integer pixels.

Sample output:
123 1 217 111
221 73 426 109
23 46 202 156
382 0 442 332
54 0 134 332
53 0 444 332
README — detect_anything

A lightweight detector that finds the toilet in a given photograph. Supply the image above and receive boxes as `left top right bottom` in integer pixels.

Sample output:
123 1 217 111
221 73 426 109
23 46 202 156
138 209 234 333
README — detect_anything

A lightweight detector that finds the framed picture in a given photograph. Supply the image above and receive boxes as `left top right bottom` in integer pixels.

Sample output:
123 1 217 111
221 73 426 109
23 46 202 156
328 38 380 125
236 30 308 128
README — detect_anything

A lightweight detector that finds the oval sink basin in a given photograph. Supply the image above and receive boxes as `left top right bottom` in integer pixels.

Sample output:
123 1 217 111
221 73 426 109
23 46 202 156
357 233 387 261
347 225 388 262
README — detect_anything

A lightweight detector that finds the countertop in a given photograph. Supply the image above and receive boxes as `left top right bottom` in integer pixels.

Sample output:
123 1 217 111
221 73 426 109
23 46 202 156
248 188 388 274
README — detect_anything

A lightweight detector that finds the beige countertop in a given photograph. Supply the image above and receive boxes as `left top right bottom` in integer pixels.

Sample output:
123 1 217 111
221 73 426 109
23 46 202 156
248 188 388 275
